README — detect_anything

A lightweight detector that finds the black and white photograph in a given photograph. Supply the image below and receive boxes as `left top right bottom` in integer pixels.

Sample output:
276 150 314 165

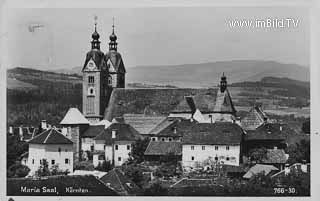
1 0 319 199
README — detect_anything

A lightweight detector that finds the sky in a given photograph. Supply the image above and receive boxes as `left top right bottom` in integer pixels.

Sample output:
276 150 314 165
5 6 309 70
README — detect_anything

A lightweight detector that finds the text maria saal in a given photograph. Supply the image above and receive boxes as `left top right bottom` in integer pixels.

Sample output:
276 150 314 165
20 186 89 193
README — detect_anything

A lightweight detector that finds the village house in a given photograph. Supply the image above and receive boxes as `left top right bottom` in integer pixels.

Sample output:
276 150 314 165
26 128 74 175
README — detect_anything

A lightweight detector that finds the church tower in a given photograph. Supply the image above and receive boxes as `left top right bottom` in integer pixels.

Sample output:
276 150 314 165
105 19 126 88
82 17 109 123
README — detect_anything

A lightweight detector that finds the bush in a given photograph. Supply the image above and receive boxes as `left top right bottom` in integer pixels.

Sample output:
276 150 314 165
7 162 30 178
74 161 94 171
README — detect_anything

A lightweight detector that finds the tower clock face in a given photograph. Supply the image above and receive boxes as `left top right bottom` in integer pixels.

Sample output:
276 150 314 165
88 61 95 70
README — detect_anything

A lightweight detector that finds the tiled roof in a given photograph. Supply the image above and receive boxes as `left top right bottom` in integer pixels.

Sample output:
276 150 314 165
144 141 182 155
28 128 73 144
213 89 236 114
100 168 141 195
262 149 287 164
150 118 196 137
123 114 166 134
60 108 90 125
182 122 243 145
94 123 142 144
103 88 218 121
105 51 126 73
241 106 267 130
245 123 288 141
7 175 118 196
243 164 278 179
82 125 105 138
172 90 217 113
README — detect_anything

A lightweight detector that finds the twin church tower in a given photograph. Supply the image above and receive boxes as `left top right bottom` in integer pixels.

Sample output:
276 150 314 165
82 18 126 123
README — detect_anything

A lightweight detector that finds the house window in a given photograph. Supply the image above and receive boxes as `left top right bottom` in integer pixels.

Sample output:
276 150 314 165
215 156 218 161
104 145 106 150
226 157 230 161
51 160 55 165
65 159 69 164
58 147 61 152
202 146 205 150
127 145 130 150
226 146 230 151
115 145 118 150
88 76 95 84
191 146 194 150
32 159 34 164
118 157 121 161
191 156 195 161
161 138 165 142
40 160 42 164
152 137 156 141
90 145 94 152
215 146 218 150
169 138 173 142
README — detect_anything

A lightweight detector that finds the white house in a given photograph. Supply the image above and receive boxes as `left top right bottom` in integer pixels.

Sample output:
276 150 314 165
92 123 142 167
27 128 74 175
181 122 243 171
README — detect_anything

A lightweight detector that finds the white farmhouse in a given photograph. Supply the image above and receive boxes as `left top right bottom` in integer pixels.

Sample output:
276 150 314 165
92 123 142 167
27 128 74 175
182 122 244 171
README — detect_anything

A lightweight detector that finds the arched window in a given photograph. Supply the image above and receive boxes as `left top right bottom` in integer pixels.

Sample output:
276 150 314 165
108 76 112 86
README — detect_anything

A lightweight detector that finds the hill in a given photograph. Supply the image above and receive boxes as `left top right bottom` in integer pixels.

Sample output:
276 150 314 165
55 60 309 88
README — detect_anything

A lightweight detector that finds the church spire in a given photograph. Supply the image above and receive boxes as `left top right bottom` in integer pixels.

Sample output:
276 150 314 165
109 17 118 51
220 72 227 92
91 15 100 50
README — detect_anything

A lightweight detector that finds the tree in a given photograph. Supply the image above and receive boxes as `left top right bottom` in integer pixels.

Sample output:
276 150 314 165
122 164 145 188
287 139 310 164
74 161 95 171
128 138 150 163
7 162 30 178
248 147 268 163
35 159 51 177
7 134 28 168
302 119 310 134
50 164 69 176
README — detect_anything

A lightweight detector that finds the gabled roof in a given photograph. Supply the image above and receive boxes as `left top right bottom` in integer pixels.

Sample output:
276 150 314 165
100 168 141 195
60 108 90 125
262 149 287 164
82 49 106 71
28 128 73 144
81 125 105 138
94 123 141 144
182 122 244 145
105 51 126 73
103 88 218 121
241 106 268 130
144 141 182 155
245 123 287 141
123 114 166 134
213 89 236 114
7 175 118 196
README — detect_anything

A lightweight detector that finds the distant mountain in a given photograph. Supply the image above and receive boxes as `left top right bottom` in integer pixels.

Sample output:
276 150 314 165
54 60 309 88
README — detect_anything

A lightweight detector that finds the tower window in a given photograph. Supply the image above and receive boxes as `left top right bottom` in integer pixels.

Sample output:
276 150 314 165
51 160 55 165
108 76 112 85
115 145 118 150
191 146 194 150
88 76 95 84
127 145 130 150
65 159 69 164
202 146 205 150
226 146 230 151
215 146 219 150
191 156 195 161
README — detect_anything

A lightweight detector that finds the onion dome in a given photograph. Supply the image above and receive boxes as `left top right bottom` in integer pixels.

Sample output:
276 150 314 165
91 20 101 50
109 18 118 51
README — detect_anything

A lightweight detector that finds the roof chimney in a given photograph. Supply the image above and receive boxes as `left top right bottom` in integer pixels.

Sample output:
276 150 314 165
112 130 116 139
41 120 47 130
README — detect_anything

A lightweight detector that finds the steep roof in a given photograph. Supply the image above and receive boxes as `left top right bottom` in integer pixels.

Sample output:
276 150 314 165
172 90 217 113
182 122 244 145
103 88 218 121
213 89 236 114
241 106 268 130
262 149 288 164
81 125 105 138
245 123 287 141
105 51 126 73
7 175 118 196
28 128 73 144
144 141 182 155
100 168 141 195
60 108 90 125
150 118 196 137
123 114 166 134
94 123 141 144
243 164 278 179
82 49 106 71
